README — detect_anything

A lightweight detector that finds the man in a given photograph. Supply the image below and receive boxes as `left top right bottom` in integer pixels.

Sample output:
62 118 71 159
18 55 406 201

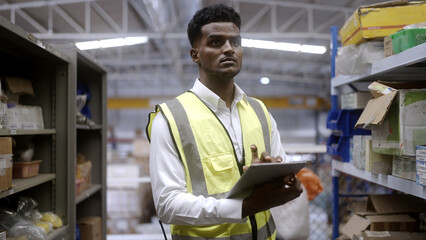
146 4 303 239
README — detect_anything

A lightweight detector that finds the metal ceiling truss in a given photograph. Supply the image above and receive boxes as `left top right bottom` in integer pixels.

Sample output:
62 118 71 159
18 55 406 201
0 0 358 98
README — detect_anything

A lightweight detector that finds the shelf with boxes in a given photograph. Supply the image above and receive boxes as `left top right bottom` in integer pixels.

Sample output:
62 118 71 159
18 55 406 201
329 2 426 238
53 44 107 240
0 15 71 239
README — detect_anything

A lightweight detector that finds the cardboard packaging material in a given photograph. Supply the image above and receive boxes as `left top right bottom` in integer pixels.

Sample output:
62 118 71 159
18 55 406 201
6 105 44 130
365 139 392 175
0 137 13 191
362 194 426 215
416 145 426 186
355 81 426 156
78 216 101 240
392 155 416 181
1 77 34 105
76 160 92 195
352 135 372 170
339 0 426 46
341 194 426 239
362 230 426 240
366 214 417 232
341 92 372 109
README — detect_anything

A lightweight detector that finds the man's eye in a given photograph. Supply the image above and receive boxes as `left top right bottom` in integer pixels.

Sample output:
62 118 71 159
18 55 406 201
232 39 241 46
211 40 221 46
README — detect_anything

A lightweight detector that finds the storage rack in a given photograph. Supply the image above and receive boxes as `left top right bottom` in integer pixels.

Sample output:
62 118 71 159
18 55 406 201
54 44 107 240
0 16 72 239
329 26 426 240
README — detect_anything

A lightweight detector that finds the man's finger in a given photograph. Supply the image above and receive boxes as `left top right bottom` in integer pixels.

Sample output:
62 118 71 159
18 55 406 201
260 151 271 163
251 145 258 160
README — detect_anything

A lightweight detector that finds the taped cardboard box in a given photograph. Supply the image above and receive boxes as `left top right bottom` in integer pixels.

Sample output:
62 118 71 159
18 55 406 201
78 216 101 240
0 137 12 191
339 0 426 46
365 138 393 175
362 230 426 240
360 194 426 215
355 81 426 156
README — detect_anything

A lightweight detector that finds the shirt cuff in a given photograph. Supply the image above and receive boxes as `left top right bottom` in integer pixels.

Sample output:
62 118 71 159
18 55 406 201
218 198 247 223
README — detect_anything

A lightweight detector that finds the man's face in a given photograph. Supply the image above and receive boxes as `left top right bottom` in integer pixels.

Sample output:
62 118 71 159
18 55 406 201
191 22 243 79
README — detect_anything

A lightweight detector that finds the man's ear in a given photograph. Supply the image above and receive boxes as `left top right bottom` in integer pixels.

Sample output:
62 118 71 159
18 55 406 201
190 48 199 63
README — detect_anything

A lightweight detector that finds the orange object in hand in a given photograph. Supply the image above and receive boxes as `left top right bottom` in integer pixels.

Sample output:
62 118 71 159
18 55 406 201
296 168 324 201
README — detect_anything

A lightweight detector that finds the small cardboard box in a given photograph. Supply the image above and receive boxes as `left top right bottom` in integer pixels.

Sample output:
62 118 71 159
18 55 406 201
365 139 392 175
339 1 426 46
392 155 416 181
366 214 417 232
341 92 372 109
416 145 426 186
355 81 426 156
362 230 426 240
0 137 13 191
78 216 101 240
362 194 426 215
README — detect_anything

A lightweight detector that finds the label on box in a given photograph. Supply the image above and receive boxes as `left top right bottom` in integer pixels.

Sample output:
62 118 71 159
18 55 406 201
416 145 426 186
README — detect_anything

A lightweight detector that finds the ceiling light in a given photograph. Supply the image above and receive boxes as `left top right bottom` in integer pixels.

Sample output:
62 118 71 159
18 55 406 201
242 38 326 54
260 77 270 85
75 36 148 50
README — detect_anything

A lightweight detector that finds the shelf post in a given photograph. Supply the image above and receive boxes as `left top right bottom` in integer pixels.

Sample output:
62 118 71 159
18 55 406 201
332 162 340 240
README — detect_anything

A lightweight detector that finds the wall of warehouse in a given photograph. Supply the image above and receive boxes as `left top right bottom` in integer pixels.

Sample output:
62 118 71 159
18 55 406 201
107 108 330 150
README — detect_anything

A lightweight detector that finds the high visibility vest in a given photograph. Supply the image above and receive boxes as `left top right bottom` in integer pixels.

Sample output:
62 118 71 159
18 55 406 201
147 91 276 240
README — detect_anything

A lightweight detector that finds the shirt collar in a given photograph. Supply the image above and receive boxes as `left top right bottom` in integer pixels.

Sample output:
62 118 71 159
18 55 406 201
191 78 248 111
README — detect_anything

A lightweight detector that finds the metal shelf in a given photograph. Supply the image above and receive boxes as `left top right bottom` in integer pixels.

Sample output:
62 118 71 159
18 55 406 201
47 226 69 240
332 42 426 88
332 160 426 199
76 184 102 204
77 124 102 130
0 129 56 136
0 174 55 198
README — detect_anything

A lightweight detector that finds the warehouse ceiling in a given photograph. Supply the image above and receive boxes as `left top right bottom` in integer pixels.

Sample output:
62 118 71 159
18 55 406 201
0 0 382 100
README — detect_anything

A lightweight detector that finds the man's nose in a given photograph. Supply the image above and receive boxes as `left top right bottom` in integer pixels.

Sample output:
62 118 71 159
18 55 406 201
223 40 235 53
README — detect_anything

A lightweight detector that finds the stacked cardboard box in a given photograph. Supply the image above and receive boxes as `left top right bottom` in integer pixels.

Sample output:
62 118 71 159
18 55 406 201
340 194 426 239
0 137 12 191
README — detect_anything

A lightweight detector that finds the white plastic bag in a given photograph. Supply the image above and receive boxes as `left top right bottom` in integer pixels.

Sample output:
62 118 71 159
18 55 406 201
271 184 309 240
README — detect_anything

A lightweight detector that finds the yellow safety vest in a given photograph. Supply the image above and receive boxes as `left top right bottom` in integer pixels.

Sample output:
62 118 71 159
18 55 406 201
147 91 276 240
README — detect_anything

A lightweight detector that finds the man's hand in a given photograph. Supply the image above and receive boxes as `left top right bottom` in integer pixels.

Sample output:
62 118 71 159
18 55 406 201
243 144 283 172
241 144 302 218
241 174 303 218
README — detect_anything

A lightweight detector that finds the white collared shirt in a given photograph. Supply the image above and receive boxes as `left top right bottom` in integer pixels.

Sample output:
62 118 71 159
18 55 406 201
149 79 287 225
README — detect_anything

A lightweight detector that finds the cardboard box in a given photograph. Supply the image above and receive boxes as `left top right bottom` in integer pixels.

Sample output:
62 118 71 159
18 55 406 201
0 137 13 191
78 216 101 240
416 145 426 186
366 214 417 232
384 36 394 57
355 82 426 156
392 155 416 181
362 230 426 240
341 214 416 239
341 92 372 109
6 105 44 130
339 1 426 46
362 194 426 215
365 139 393 175
76 160 92 195
352 135 372 170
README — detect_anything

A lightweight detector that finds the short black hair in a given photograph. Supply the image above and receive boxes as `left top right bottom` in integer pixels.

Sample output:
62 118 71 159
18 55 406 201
187 4 241 47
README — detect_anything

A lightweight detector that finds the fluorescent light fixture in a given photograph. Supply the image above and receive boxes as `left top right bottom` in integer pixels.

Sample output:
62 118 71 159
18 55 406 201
242 38 326 54
75 36 148 50
260 77 270 85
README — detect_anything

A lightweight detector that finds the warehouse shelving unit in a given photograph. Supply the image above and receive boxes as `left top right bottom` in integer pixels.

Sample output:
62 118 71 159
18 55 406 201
329 26 426 239
55 44 107 240
0 16 72 239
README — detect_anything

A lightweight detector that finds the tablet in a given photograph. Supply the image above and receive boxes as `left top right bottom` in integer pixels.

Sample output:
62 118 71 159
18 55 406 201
226 161 306 199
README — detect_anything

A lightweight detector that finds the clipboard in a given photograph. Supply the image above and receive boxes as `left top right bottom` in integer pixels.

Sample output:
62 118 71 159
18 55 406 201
226 161 306 199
